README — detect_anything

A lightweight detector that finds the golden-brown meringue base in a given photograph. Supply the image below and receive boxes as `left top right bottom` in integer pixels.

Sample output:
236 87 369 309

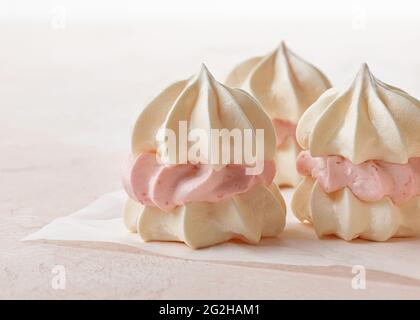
124 184 286 249
292 177 420 241
274 138 302 187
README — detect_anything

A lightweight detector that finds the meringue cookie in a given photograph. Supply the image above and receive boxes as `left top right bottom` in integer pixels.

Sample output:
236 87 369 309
124 65 286 248
226 42 331 186
292 63 420 241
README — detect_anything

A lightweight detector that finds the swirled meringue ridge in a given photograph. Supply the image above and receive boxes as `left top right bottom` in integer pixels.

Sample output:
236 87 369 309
226 42 331 123
132 64 276 168
226 42 331 186
123 153 275 212
296 150 420 204
297 63 420 164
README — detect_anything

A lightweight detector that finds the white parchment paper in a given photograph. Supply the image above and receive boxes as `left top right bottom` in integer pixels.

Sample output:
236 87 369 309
23 189 420 280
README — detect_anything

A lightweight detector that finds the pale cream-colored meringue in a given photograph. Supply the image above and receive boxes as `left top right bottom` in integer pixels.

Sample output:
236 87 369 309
297 63 420 164
125 65 286 249
132 64 276 168
274 138 301 187
292 177 420 241
125 184 286 249
226 42 331 186
292 63 420 241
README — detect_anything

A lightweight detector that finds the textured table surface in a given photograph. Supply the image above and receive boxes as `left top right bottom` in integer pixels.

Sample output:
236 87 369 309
1 18 420 299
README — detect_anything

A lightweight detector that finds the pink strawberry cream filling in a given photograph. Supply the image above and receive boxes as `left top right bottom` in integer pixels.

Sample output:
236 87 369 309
272 119 297 147
123 153 275 212
296 150 420 204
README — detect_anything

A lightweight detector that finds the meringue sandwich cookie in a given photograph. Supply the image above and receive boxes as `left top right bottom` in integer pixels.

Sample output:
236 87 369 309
226 42 331 187
292 63 420 241
123 65 286 249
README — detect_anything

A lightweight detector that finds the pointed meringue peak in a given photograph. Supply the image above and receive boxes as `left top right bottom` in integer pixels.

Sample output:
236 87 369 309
193 63 214 88
200 62 208 72
359 62 370 73
270 41 292 65
297 64 420 164
351 62 377 88
356 63 370 80
198 63 213 80
276 41 288 54
226 43 331 122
